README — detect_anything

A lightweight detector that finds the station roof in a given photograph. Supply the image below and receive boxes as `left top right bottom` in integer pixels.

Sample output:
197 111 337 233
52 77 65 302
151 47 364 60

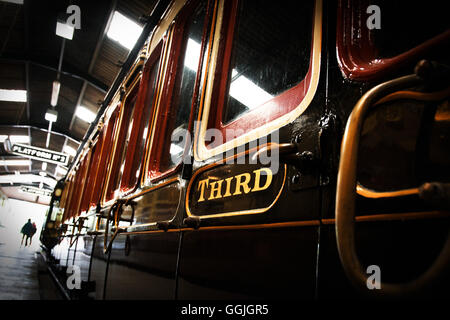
0 0 158 204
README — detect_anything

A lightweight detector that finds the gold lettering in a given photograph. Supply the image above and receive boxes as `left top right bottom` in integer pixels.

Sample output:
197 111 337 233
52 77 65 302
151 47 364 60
233 173 251 195
252 168 273 192
208 180 223 200
197 178 209 202
223 177 233 197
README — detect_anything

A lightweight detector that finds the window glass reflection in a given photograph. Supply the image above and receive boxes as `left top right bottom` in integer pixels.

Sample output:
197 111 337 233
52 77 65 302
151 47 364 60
222 0 313 124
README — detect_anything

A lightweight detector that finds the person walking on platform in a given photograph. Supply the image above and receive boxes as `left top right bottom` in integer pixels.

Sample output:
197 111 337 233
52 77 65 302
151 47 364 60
29 222 37 245
20 219 33 247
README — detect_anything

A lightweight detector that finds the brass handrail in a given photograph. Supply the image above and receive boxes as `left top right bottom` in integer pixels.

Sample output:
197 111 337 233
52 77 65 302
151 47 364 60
356 85 450 200
103 199 136 254
103 201 121 254
356 183 419 199
336 74 450 297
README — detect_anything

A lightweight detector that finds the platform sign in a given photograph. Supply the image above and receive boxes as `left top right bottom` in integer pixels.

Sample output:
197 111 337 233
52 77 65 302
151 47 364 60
19 186 52 198
6 142 69 166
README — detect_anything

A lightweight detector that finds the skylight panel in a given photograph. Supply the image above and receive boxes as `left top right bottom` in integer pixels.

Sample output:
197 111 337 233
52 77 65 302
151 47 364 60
107 11 143 50
0 135 30 144
75 106 96 123
63 145 77 157
0 89 27 102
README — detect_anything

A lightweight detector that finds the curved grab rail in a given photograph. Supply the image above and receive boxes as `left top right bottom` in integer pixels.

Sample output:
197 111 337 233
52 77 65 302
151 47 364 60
356 84 450 200
103 201 122 254
103 199 137 254
335 73 450 297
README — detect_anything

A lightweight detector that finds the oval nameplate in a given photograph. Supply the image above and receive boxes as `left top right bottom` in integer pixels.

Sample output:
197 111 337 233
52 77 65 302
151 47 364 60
186 164 286 218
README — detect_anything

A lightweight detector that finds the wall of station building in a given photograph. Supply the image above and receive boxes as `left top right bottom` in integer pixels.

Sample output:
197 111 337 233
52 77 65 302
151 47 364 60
0 196 47 251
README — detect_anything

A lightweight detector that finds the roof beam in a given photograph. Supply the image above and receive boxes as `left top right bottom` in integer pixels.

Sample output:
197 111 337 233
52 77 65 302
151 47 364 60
69 0 117 130
0 124 81 145
0 55 109 93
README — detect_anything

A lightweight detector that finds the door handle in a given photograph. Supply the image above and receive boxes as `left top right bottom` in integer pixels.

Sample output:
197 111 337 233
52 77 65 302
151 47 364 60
157 220 176 231
419 182 450 210
251 142 317 169
183 216 201 229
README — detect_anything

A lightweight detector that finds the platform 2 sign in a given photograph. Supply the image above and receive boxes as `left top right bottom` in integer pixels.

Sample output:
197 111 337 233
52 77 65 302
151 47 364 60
6 143 69 166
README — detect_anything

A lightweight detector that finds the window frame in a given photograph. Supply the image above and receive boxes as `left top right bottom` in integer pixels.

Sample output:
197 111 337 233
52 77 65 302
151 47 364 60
92 100 121 207
73 149 92 216
336 0 450 81
64 150 90 221
143 0 210 184
60 175 74 223
118 42 165 195
79 137 101 214
102 62 144 205
193 0 323 161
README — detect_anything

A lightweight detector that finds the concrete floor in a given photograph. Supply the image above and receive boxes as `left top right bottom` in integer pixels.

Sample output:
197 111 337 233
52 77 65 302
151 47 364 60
0 198 61 300
0 242 40 300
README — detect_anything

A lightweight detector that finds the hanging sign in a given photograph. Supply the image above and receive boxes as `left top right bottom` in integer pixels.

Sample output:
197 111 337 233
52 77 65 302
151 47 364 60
5 142 69 166
19 186 52 198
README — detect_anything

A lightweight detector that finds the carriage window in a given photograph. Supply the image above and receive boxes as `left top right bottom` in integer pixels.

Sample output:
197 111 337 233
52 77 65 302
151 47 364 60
119 44 162 192
222 0 312 124
83 130 106 209
75 151 91 215
63 173 78 221
337 0 449 80
104 79 140 202
197 0 317 155
80 142 99 213
147 0 206 180
370 0 448 58
59 180 71 214
65 154 89 219
91 106 120 206
61 177 74 222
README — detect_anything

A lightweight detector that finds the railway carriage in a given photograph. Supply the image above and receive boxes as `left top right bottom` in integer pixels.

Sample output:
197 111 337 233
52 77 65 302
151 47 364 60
41 0 450 299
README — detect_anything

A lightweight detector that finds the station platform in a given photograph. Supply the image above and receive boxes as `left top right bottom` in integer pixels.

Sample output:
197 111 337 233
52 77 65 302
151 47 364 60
0 241 63 300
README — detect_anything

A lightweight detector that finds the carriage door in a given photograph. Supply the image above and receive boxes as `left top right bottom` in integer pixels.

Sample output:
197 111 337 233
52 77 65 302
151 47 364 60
328 0 450 298
102 0 209 299
177 0 325 299
86 100 121 300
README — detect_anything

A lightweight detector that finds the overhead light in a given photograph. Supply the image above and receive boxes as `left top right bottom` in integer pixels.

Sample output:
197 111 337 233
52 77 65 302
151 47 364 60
0 135 30 144
42 162 47 171
0 159 31 166
0 89 27 102
107 11 143 50
56 21 74 40
56 166 68 176
45 108 58 122
51 80 60 106
184 39 202 71
142 126 148 139
182 40 275 111
75 106 96 123
229 70 274 110
0 173 57 188
63 145 77 157
0 0 24 4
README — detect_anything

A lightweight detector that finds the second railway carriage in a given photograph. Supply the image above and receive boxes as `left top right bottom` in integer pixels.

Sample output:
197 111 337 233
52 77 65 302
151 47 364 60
41 0 450 299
